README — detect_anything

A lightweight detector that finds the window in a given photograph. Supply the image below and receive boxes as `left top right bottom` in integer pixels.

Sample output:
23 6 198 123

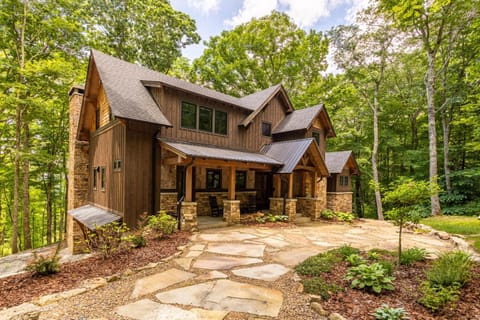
206 169 222 190
95 107 100 130
235 171 247 190
113 160 122 172
93 167 98 190
262 122 272 137
312 131 321 147
199 106 213 132
214 110 227 135
100 166 106 191
181 102 197 129
340 176 349 186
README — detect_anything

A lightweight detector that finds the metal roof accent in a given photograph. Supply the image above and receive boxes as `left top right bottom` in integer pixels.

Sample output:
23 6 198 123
69 204 121 230
325 151 358 174
159 139 282 166
260 138 328 175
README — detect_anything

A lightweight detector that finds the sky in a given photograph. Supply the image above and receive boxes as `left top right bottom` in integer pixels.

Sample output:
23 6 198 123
170 0 370 62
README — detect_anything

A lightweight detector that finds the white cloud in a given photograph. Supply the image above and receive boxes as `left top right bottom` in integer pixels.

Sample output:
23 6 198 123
187 0 220 15
344 0 370 23
280 0 332 28
225 0 278 26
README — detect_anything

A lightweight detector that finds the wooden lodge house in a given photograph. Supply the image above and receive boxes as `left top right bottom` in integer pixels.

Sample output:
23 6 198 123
66 50 359 253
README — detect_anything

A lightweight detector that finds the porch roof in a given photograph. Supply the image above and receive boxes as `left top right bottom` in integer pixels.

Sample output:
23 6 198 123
325 150 360 175
68 205 121 230
260 138 329 175
159 139 282 166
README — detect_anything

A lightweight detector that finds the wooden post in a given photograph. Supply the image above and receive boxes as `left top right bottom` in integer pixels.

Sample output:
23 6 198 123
228 166 236 200
185 165 193 202
288 173 293 198
273 174 281 197
312 171 318 198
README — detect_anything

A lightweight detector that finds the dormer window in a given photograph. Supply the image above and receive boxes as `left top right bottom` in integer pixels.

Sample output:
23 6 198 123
262 122 272 137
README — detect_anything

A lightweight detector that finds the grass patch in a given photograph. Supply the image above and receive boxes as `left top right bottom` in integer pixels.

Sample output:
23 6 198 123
301 277 343 300
400 247 427 265
295 252 341 276
420 216 480 235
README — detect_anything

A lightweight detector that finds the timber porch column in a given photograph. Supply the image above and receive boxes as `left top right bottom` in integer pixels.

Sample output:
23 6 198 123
285 173 296 222
224 165 240 225
180 163 198 231
269 173 297 222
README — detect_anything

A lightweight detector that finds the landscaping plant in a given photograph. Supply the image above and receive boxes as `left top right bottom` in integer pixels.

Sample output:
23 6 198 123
301 277 343 300
373 304 409 320
418 281 461 312
400 247 427 265
336 211 355 223
147 211 177 238
25 243 61 276
346 253 366 266
84 221 131 259
345 263 395 294
332 244 360 259
320 209 335 219
295 252 341 276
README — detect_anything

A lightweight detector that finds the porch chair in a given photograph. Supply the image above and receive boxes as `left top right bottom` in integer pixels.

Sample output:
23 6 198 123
247 195 257 213
208 196 223 217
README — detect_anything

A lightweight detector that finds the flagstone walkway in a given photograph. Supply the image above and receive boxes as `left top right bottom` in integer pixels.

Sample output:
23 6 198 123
3 219 471 320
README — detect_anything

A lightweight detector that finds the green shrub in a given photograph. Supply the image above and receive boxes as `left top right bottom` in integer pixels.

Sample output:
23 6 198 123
373 304 409 320
345 263 395 294
255 216 266 224
295 252 341 276
147 211 177 237
301 277 343 300
130 234 146 248
368 248 395 257
367 251 381 261
377 260 395 276
400 247 427 265
85 222 131 259
346 253 366 266
426 251 473 287
418 281 460 312
25 248 61 276
336 212 355 223
321 209 335 219
331 244 360 260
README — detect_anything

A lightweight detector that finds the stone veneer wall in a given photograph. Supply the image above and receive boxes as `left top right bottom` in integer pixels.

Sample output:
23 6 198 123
180 202 198 231
327 192 353 213
159 192 178 213
195 191 256 216
223 200 240 225
269 198 297 222
67 87 89 254
297 197 324 220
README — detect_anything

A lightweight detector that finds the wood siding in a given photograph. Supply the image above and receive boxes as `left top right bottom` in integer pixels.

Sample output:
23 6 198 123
152 87 289 152
89 121 125 215
307 120 326 157
97 86 111 127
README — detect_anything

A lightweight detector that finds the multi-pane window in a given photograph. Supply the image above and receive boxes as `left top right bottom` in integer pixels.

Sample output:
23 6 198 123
236 171 247 190
339 176 349 186
181 101 228 135
262 122 272 137
181 102 197 129
206 169 222 190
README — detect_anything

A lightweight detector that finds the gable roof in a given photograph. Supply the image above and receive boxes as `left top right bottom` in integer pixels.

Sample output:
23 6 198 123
325 151 359 174
260 138 329 175
272 103 336 137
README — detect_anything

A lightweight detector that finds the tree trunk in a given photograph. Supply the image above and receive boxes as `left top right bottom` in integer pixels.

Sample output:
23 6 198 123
22 121 31 250
425 52 442 215
372 88 384 220
46 171 53 244
12 104 21 254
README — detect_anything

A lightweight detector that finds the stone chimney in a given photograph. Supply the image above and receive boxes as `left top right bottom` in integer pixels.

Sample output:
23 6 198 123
66 85 89 254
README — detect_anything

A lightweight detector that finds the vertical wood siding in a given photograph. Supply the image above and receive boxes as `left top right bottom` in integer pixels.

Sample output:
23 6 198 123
97 86 111 127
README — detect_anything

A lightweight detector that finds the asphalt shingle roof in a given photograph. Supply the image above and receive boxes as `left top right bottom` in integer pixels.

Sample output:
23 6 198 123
273 104 324 134
160 139 282 166
325 151 354 174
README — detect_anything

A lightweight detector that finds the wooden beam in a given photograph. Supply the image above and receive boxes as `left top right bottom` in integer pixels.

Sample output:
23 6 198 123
192 158 273 170
185 165 193 202
162 156 187 165
294 165 317 172
273 174 281 197
288 174 293 198
228 166 236 200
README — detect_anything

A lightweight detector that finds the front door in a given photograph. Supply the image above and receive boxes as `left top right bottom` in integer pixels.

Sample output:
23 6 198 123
255 172 272 210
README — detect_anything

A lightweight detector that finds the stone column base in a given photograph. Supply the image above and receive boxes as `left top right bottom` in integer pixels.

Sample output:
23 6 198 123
298 197 324 220
223 200 240 225
66 214 87 255
180 202 198 231
269 198 297 222
269 198 284 216
327 192 353 213
159 192 178 213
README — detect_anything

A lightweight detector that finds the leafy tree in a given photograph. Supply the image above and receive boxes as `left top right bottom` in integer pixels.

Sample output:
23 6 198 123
191 11 328 106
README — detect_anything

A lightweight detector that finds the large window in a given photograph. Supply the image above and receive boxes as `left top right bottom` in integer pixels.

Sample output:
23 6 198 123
339 175 349 186
262 122 272 137
181 102 197 129
236 171 247 190
199 106 213 132
181 101 227 135
206 169 222 190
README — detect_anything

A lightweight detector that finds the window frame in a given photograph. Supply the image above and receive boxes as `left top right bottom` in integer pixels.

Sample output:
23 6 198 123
113 160 122 172
93 166 98 190
198 106 213 132
235 171 247 190
206 169 222 190
312 131 321 147
214 110 228 135
100 166 106 191
181 101 197 130
339 175 349 186
262 122 272 137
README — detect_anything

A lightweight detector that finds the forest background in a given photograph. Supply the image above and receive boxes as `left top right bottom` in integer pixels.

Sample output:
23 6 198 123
0 0 479 256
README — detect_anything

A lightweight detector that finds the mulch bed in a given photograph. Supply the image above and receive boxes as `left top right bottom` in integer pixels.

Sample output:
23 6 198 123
0 231 190 309
307 258 480 319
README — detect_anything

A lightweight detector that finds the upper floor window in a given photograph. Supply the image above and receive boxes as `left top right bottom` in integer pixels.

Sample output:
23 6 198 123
113 160 122 172
262 122 272 137
312 131 321 147
181 101 228 135
340 175 349 186
206 169 222 190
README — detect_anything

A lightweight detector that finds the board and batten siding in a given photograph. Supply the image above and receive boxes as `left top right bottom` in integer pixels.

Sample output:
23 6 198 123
89 120 125 216
97 86 111 127
307 117 326 157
